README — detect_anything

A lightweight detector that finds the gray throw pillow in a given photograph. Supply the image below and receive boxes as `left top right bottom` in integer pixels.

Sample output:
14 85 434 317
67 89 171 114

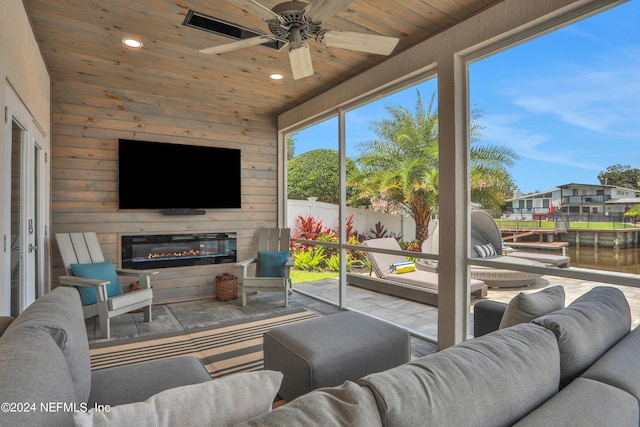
73 370 283 427
532 286 631 386
238 381 383 427
499 285 565 329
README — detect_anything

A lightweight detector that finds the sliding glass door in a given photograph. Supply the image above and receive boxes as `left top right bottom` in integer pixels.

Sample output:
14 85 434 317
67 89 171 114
4 86 46 316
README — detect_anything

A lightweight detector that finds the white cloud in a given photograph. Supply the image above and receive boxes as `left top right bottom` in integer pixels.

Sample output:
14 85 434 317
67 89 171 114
508 55 640 137
481 113 603 171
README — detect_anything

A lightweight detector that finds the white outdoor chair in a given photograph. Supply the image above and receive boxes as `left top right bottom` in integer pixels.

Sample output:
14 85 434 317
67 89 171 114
56 232 157 339
236 228 293 307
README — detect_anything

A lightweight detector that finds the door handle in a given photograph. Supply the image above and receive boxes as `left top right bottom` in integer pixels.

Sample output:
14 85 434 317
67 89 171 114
28 244 38 253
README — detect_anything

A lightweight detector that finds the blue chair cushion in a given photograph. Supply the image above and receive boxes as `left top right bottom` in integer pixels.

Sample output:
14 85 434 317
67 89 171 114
70 260 123 306
256 251 290 278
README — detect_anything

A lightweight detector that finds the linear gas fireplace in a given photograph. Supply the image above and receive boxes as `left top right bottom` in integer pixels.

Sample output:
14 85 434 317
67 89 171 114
121 232 237 270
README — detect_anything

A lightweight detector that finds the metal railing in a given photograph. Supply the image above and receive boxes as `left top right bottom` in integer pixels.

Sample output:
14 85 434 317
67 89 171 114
562 195 611 204
502 211 633 228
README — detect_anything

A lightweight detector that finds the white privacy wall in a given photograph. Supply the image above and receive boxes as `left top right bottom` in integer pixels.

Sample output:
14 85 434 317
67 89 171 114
287 199 416 241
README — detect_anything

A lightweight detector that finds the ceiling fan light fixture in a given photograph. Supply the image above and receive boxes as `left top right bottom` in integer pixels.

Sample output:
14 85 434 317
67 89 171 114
122 38 143 49
197 0 399 80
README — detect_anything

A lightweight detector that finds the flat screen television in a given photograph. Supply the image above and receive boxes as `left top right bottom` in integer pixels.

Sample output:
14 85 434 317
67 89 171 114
118 139 241 210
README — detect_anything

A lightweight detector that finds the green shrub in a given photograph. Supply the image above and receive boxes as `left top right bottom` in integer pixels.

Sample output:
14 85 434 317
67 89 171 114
293 246 326 271
398 239 421 262
316 232 339 258
346 235 366 261
325 254 341 272
356 257 372 271
326 253 366 272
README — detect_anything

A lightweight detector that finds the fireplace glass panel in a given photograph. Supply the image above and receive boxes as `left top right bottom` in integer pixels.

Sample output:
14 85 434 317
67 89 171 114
121 233 237 270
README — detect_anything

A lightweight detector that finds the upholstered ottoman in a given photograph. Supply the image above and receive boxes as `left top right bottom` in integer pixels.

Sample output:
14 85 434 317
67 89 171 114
264 311 411 401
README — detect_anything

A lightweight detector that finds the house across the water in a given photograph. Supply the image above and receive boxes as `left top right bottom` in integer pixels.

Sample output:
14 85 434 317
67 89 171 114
506 183 640 220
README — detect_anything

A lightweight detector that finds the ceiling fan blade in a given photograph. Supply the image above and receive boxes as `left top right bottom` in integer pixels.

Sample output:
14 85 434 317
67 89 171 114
289 44 314 80
230 0 283 22
318 30 399 55
199 36 273 55
304 0 354 23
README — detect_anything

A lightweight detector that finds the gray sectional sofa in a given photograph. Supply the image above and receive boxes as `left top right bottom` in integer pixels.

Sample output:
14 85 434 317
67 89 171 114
0 287 212 426
240 286 640 426
0 286 286 427
3 284 638 426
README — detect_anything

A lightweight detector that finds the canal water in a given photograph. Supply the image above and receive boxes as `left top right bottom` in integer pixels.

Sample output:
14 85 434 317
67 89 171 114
567 246 640 275
519 247 640 275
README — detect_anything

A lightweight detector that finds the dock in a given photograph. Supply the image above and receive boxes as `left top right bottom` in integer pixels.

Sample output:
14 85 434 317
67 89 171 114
499 224 639 250
500 226 569 255
506 241 569 254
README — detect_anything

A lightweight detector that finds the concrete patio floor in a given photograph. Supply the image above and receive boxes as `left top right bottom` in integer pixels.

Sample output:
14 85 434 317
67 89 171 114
86 285 440 358
89 270 640 358
294 271 640 338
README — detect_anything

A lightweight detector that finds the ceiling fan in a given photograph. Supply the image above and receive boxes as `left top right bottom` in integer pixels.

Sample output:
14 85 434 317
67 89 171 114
199 0 400 80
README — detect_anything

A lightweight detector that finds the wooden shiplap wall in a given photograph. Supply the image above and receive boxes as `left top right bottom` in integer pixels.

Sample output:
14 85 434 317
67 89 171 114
51 81 279 303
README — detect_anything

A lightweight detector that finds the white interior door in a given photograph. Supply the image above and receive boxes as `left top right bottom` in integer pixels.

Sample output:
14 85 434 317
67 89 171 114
3 86 46 316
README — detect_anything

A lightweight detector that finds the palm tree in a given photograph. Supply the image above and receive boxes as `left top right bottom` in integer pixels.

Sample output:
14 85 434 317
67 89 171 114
351 90 518 246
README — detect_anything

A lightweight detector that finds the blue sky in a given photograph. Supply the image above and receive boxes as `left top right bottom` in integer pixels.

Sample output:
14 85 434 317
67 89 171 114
291 1 640 194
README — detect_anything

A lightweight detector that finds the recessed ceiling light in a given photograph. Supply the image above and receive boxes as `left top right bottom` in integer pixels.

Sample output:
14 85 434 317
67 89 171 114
122 38 143 48
270 73 284 80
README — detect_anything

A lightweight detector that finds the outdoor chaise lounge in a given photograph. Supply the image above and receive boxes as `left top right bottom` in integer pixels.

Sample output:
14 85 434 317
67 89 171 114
419 210 559 288
346 238 487 306
503 247 571 268
471 209 570 268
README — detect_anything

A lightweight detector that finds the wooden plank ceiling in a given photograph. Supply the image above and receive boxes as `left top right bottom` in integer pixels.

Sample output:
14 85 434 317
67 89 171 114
24 0 501 116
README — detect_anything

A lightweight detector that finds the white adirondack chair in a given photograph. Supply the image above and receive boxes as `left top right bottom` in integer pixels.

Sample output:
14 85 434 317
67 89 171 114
56 232 157 339
236 228 293 307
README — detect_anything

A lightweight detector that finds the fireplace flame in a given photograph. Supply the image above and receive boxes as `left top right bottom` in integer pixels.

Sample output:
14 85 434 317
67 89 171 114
133 249 217 262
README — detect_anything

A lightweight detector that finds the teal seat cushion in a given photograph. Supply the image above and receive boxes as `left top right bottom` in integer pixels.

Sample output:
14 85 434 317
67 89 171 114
70 260 123 305
256 251 290 278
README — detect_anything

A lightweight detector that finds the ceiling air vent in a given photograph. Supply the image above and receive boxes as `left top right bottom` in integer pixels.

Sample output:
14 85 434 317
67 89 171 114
183 10 286 51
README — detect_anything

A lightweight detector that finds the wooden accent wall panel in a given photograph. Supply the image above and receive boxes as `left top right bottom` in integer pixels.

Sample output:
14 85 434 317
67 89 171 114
51 81 278 303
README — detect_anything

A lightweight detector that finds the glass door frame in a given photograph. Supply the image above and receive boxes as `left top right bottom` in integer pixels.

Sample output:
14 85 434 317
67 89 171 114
2 85 48 315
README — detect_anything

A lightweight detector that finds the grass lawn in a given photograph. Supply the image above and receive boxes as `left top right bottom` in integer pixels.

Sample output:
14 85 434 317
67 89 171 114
290 269 339 284
568 222 628 229
497 221 555 229
496 220 631 230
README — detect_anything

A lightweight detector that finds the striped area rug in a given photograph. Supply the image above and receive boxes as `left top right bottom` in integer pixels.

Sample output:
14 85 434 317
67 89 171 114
89 309 319 379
